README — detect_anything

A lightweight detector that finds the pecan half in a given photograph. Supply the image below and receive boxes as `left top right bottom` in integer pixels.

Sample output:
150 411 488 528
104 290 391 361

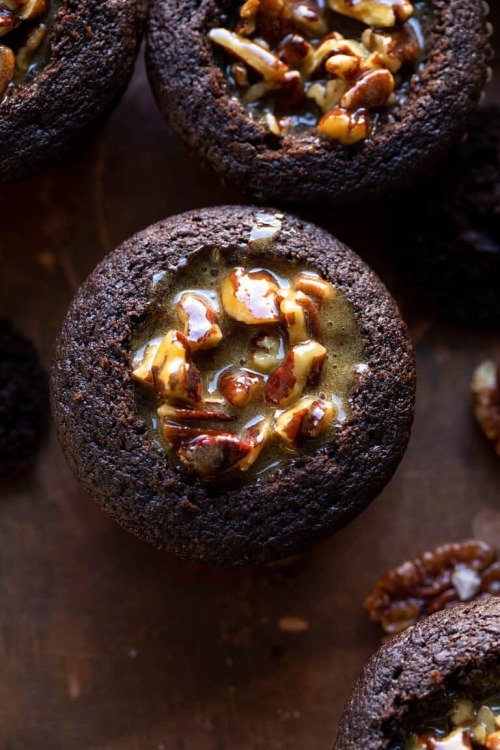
365 540 500 636
151 330 203 405
177 292 222 352
471 361 500 457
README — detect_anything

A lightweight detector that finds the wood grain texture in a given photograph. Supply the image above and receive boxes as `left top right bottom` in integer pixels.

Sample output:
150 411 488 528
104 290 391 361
0 11 499 748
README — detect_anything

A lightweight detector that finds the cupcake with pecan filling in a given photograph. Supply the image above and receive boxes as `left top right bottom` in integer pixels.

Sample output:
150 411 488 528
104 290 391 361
51 206 415 564
0 0 147 183
336 597 500 750
147 0 491 205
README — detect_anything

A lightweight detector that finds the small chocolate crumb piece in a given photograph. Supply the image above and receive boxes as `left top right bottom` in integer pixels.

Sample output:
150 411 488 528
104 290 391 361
365 540 500 636
472 361 500 457
0 319 49 479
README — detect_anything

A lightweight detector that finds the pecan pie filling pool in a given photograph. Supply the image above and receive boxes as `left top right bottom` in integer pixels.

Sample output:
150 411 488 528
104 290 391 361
404 696 500 750
208 0 428 144
132 248 365 481
0 0 57 100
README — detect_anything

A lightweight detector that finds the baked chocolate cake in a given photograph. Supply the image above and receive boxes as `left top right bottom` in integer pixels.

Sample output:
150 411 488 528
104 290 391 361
336 597 500 750
146 0 491 206
393 106 500 325
51 206 415 565
0 0 147 183
0 319 49 479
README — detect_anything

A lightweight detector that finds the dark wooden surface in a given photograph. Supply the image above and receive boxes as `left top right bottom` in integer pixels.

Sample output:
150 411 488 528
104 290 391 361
1 11 499 748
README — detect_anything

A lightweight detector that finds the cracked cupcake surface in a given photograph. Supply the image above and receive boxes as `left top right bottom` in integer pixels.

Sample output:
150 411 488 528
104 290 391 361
51 206 415 564
208 0 426 144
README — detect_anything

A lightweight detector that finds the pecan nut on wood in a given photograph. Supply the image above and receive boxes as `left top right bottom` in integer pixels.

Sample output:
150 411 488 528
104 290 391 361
365 540 500 636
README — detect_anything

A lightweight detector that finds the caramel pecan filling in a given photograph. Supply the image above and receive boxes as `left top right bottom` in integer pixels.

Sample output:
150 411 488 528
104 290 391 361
132 257 365 481
406 698 500 750
0 0 50 100
208 0 423 144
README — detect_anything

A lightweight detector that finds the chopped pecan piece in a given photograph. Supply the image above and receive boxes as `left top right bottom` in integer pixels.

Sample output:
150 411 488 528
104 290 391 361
275 396 336 447
277 32 312 66
219 368 264 407
177 292 222 352
280 290 323 344
486 733 500 750
161 421 221 450
16 23 46 74
0 44 14 97
317 108 370 144
131 339 161 386
287 0 329 38
151 330 203 405
293 274 335 304
328 0 413 28
306 79 347 113
178 433 257 479
0 7 18 36
425 730 473 750
339 67 394 110
365 540 500 636
265 339 327 407
208 28 289 83
471 361 500 457
220 267 282 324
17 0 47 21
362 24 420 73
249 332 285 373
157 403 235 422
237 0 260 36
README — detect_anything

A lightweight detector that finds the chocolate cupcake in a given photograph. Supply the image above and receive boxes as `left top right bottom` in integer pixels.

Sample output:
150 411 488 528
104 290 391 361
393 106 500 325
336 597 500 750
51 206 415 565
146 0 490 206
0 319 49 479
0 0 147 183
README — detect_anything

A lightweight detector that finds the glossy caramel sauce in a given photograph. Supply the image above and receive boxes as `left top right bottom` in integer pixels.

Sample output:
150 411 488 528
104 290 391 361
132 218 366 484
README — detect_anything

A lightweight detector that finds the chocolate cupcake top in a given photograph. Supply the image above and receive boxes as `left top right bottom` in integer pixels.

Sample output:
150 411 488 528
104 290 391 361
51 206 415 565
0 0 147 183
336 597 500 750
147 0 490 205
